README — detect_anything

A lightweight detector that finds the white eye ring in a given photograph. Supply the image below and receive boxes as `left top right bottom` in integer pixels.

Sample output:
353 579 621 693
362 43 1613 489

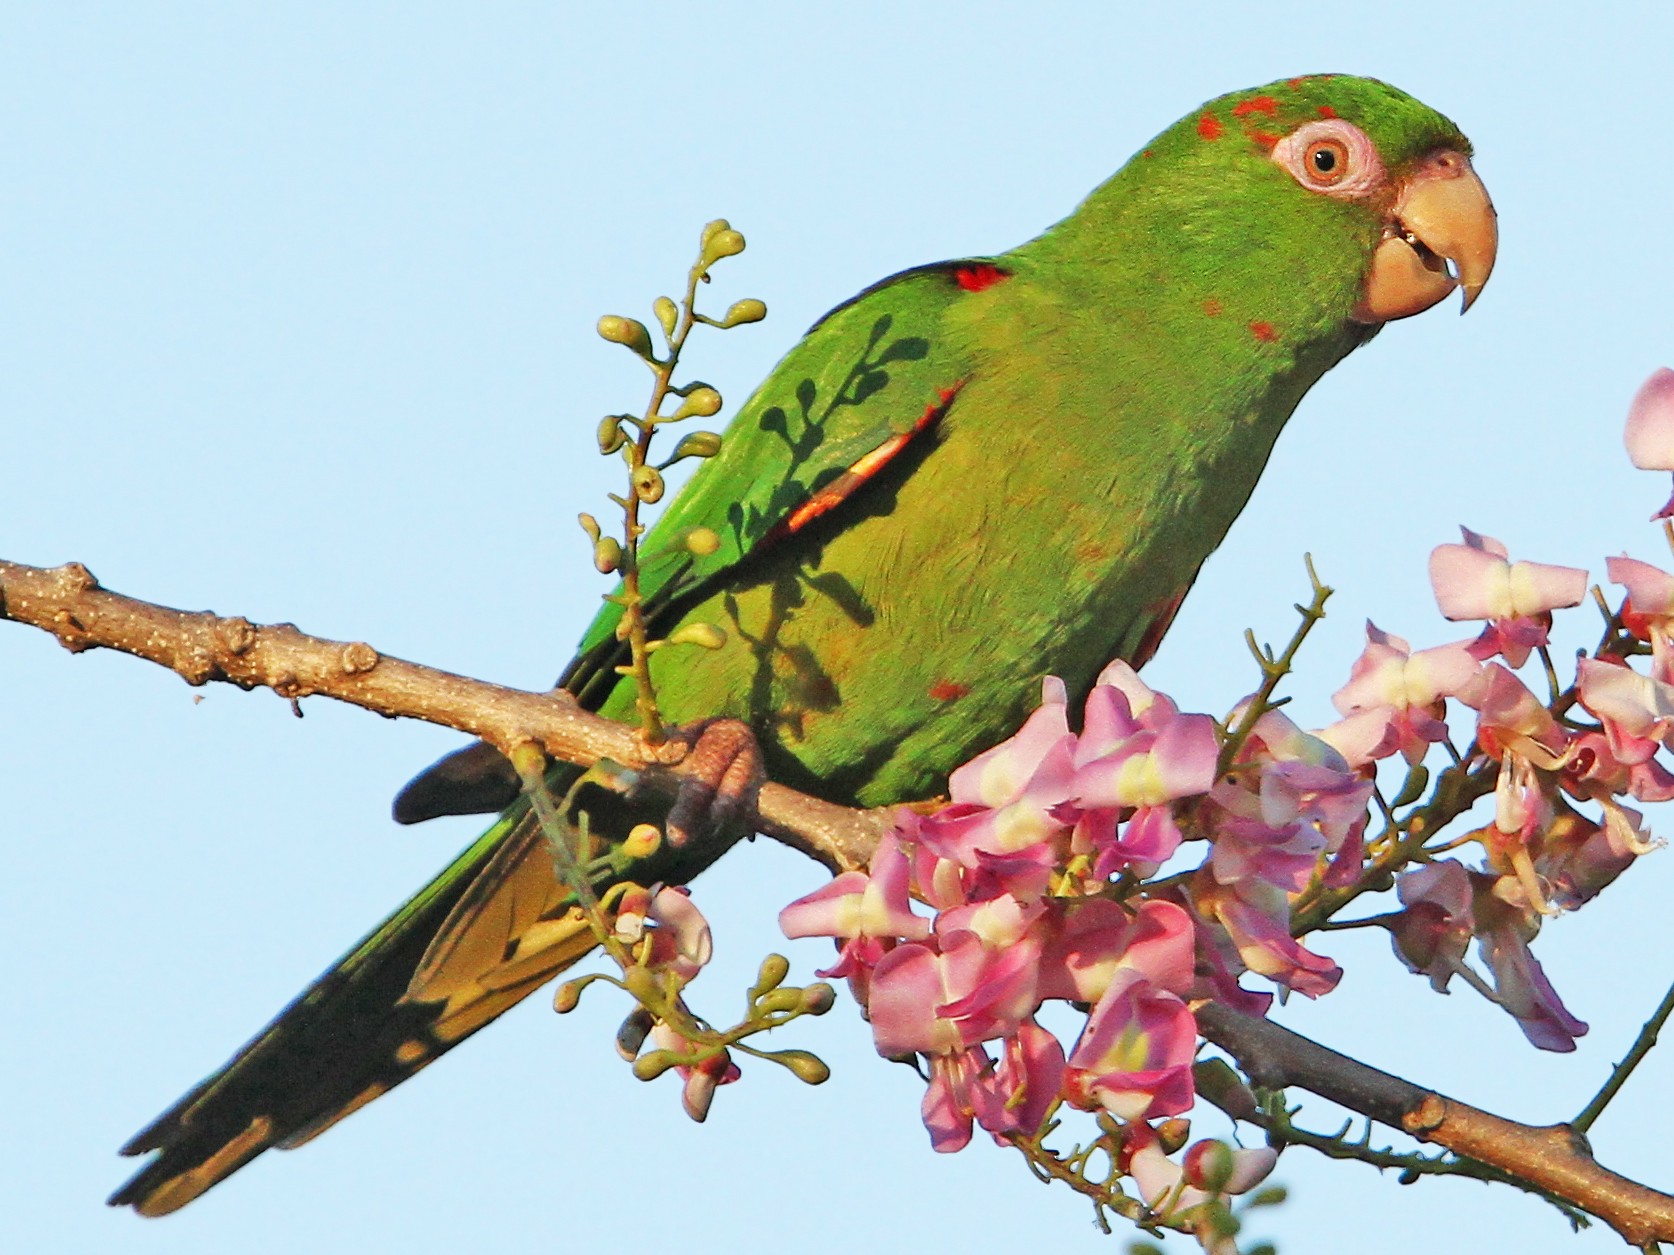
1271 119 1384 198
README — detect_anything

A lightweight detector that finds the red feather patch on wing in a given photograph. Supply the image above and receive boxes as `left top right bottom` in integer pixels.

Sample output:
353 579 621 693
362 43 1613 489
954 263 1010 292
768 382 965 543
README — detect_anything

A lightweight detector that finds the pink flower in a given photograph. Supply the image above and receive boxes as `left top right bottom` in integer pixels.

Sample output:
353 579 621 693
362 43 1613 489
1430 528 1587 666
916 680 1077 891
1624 367 1674 517
1390 860 1476 993
1203 710 1372 894
646 1021 740 1121
1560 729 1674 806
779 831 931 1003
1536 805 1657 912
868 935 996 1057
1071 683 1219 879
1062 970 1198 1121
1330 623 1481 764
918 1044 988 1152
614 885 712 985
1610 556 1674 684
1037 897 1196 1004
1577 656 1674 755
1460 663 1568 767
1123 1125 1280 1255
1474 906 1588 1052
1196 877 1342 998
969 1018 1066 1142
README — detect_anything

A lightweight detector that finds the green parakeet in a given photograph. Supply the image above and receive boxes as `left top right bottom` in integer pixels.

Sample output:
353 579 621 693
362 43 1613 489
112 74 1495 1214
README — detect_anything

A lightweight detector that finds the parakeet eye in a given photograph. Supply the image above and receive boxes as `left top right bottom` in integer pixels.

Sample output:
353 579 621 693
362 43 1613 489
1306 139 1348 182
1272 119 1384 198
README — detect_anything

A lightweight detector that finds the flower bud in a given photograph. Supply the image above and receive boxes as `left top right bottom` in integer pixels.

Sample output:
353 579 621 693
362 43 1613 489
670 430 723 461
578 512 602 543
701 224 745 264
553 978 586 1014
653 295 678 340
593 536 623 574
1183 1139 1237 1192
754 954 791 993
597 315 652 357
765 1048 830 1085
631 1049 681 1081
1156 1117 1192 1155
665 622 726 650
684 526 720 556
800 982 836 1014
622 823 662 858
674 386 723 420
632 464 665 503
597 415 629 455
722 298 767 327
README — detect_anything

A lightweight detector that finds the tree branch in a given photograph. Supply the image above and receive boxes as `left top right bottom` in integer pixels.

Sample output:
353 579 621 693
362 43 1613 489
0 558 886 872
1195 1002 1674 1247
10 554 1674 1242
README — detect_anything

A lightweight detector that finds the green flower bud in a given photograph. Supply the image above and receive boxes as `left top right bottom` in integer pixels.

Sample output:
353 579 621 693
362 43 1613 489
578 512 602 543
622 823 662 858
596 415 628 455
673 386 723 420
700 218 732 248
631 1049 680 1081
670 431 723 462
684 526 720 556
653 295 678 340
597 314 652 357
722 298 767 327
593 536 622 574
765 1049 830 1085
1246 1187 1288 1209
553 978 585 1014
1156 1116 1192 1155
631 463 665 503
703 229 745 262
755 954 791 993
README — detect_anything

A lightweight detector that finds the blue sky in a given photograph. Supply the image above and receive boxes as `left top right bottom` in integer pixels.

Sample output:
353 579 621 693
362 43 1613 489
6 4 1674 1252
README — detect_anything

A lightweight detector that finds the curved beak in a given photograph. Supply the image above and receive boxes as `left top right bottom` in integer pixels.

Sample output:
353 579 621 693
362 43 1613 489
1353 150 1497 323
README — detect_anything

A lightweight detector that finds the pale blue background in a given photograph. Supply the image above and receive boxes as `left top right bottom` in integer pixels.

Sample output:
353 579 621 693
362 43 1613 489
6 4 1674 1252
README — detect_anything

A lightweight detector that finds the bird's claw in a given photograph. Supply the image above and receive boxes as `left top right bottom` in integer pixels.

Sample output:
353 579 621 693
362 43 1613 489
643 718 763 847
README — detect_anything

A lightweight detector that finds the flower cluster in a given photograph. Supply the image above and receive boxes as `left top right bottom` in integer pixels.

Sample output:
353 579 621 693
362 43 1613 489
773 368 1674 1238
780 658 1297 1211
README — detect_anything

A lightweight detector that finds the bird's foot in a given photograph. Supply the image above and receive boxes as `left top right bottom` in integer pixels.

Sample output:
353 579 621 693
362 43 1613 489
641 718 764 847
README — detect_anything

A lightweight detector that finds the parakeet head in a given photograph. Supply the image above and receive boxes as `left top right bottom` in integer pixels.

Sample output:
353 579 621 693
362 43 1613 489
1047 74 1496 332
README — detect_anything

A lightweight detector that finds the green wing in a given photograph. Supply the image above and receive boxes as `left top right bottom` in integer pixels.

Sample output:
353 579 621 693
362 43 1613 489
111 259 990 1214
563 260 987 705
